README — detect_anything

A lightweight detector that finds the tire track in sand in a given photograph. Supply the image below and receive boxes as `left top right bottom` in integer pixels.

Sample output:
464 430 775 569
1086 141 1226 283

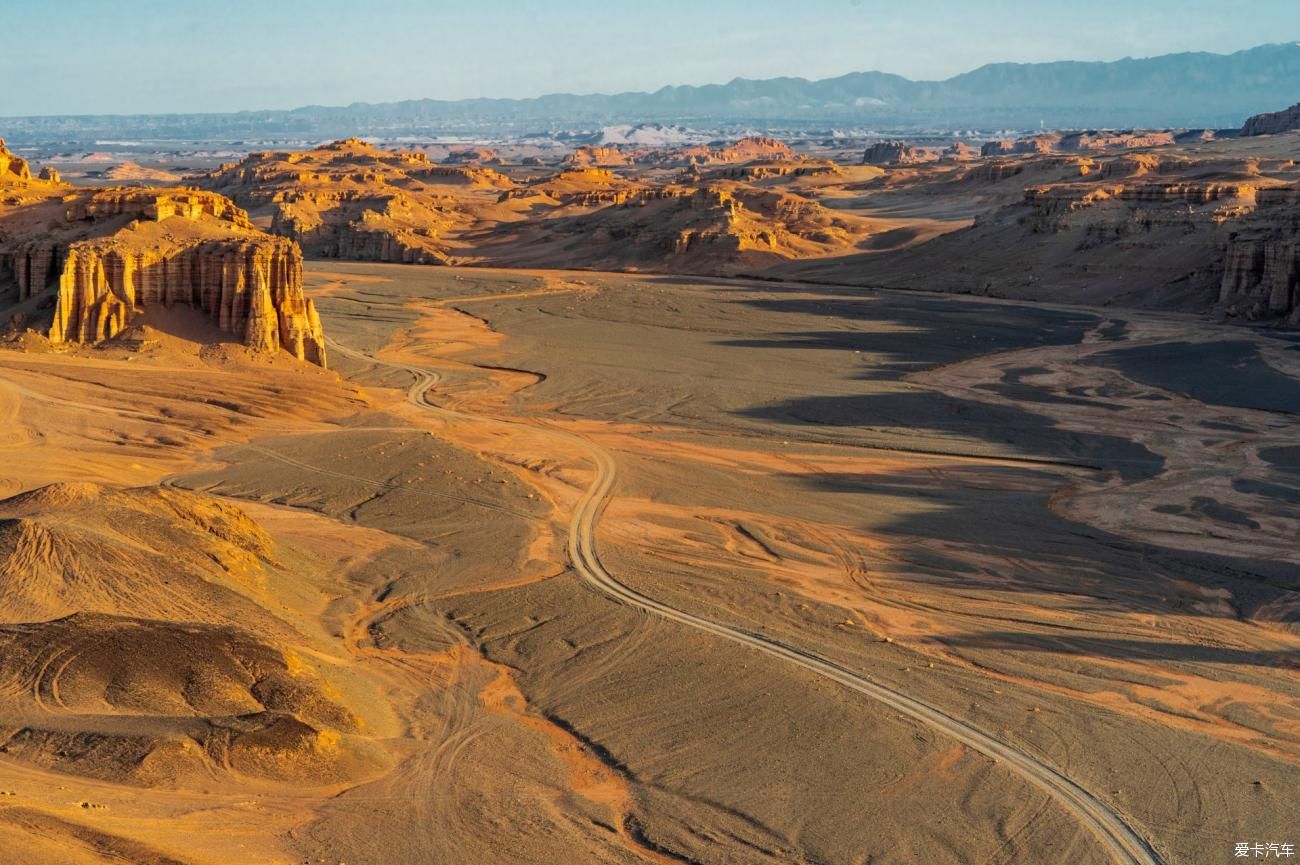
326 332 1163 865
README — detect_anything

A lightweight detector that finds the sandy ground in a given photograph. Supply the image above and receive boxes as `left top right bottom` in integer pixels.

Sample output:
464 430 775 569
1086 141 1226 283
1 261 1296 864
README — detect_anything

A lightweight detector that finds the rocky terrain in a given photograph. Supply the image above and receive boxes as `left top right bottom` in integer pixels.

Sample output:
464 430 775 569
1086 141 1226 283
769 130 1300 325
193 137 870 274
0 141 327 363
195 138 503 265
1243 101 1300 136
182 123 1300 326
3 101 1300 864
862 140 938 165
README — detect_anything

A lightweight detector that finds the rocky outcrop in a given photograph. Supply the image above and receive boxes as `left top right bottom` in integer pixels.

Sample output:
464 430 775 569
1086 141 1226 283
8 241 59 301
565 146 633 168
0 184 327 364
1057 130 1176 151
942 142 979 160
702 161 841 182
193 140 501 266
0 139 30 181
710 137 796 163
1219 187 1300 321
412 165 512 187
48 238 325 363
444 147 501 165
37 166 60 183
64 188 253 226
863 141 936 165
651 137 798 167
1242 103 1300 136
981 135 1060 157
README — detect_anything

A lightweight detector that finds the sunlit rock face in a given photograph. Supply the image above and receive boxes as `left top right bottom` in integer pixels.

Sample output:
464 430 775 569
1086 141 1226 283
0 151 326 365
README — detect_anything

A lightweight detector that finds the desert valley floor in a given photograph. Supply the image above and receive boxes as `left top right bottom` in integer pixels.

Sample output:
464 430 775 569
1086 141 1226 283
1 262 1297 865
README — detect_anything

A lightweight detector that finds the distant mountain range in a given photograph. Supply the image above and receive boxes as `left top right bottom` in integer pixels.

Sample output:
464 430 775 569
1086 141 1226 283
5 43 1299 145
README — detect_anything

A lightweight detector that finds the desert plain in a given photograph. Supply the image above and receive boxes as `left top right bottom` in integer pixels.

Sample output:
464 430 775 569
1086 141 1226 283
0 111 1298 865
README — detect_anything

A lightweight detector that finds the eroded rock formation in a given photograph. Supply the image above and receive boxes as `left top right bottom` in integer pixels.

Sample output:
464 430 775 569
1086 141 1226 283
863 140 936 165
565 145 634 168
0 182 326 364
444 147 502 165
942 142 979 160
1242 102 1300 136
1219 187 1300 320
857 147 1300 323
49 236 326 362
0 139 30 181
195 139 503 265
981 135 1059 157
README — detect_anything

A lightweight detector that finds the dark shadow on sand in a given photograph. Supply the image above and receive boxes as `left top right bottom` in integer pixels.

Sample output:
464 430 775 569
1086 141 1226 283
784 467 1299 629
937 631 1298 670
1087 340 1300 414
717 292 1098 381
741 390 1164 480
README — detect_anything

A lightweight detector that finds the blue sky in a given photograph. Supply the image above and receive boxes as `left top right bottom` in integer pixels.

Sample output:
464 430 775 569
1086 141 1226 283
2 0 1297 115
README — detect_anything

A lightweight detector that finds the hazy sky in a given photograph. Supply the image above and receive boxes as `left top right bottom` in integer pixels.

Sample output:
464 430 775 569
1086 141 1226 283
3 0 1297 115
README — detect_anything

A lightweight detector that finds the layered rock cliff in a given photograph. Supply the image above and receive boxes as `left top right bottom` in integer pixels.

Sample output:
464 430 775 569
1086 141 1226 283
1219 187 1300 321
863 140 937 166
49 237 326 362
0 185 327 364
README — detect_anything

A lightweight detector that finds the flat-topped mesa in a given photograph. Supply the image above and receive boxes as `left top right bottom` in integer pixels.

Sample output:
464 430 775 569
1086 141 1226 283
702 161 842 182
981 135 1060 157
1242 102 1300 136
863 140 937 166
317 137 380 153
703 136 797 164
942 142 979 161
652 137 799 167
1057 130 1176 151
0 184 326 365
981 131 1175 157
63 188 254 227
49 236 326 364
565 146 635 168
443 147 502 165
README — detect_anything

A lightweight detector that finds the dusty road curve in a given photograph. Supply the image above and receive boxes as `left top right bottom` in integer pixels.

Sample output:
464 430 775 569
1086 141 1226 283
324 334 1164 865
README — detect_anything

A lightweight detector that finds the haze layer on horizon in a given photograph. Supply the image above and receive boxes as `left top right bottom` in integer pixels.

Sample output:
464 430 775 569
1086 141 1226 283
4 0 1298 116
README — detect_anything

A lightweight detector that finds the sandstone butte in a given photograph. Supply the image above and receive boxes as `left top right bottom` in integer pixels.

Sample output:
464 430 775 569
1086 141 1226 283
0 139 326 366
862 140 938 165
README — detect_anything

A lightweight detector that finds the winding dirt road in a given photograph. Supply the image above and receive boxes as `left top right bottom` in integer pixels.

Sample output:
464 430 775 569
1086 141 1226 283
325 332 1164 865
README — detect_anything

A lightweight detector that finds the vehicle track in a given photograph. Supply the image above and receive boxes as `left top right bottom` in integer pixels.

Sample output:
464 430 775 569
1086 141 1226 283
326 334 1163 865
